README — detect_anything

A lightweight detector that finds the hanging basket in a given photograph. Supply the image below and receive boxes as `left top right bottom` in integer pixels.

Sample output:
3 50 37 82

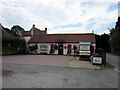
64 46 67 49
67 44 71 49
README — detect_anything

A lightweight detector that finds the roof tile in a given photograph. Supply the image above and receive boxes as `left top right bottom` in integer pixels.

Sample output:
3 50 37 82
29 33 95 43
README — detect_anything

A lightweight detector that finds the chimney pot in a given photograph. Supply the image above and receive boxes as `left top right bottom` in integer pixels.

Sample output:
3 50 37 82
33 24 35 28
45 27 47 33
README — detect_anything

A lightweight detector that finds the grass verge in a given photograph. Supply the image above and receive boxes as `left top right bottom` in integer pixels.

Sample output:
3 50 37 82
100 61 114 69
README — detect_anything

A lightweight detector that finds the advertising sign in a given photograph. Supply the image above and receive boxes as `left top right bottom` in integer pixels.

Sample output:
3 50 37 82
79 42 91 56
40 45 48 51
80 45 90 51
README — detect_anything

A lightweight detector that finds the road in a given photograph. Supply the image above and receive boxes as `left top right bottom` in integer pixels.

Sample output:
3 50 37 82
2 62 118 88
106 53 120 70
2 55 71 66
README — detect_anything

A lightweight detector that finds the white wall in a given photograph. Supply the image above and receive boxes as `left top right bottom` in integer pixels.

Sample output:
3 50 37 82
23 36 31 43
91 43 96 53
29 43 58 54
29 42 95 55
37 43 50 54
63 43 79 55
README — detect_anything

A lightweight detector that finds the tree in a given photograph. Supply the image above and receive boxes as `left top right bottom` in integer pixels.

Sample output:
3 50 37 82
11 25 25 36
109 16 120 55
109 27 120 55
115 17 120 28
95 34 110 53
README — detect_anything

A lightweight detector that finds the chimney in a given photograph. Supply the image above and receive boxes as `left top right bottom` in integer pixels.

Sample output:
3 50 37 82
92 30 94 33
45 27 47 33
31 24 35 37
33 24 35 28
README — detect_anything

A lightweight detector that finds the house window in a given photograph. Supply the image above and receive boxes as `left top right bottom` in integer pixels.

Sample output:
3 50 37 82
40 45 48 51
80 45 90 51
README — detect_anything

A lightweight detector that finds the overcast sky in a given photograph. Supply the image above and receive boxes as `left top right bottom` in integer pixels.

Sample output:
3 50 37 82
0 0 119 34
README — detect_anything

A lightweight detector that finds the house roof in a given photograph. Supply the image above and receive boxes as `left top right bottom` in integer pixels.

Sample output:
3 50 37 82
30 27 46 33
29 33 95 43
0 23 8 35
21 31 30 37
22 27 46 37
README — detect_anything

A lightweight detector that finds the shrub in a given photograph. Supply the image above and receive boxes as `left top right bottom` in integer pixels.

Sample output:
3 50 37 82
2 34 27 55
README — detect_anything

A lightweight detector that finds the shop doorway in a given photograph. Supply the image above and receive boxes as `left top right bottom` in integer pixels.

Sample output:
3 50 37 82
58 44 63 55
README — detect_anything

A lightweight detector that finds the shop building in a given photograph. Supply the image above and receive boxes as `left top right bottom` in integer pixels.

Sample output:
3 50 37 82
22 25 96 55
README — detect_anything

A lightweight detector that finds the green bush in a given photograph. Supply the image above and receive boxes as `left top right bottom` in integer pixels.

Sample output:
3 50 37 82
2 34 27 55
29 45 38 52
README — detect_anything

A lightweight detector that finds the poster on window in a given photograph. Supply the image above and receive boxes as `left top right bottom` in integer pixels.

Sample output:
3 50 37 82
40 45 48 51
80 45 90 51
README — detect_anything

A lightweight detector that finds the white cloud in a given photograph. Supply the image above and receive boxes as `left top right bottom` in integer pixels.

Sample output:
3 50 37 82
0 0 119 34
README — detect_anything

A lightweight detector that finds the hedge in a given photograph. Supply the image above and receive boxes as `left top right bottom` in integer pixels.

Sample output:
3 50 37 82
2 34 27 55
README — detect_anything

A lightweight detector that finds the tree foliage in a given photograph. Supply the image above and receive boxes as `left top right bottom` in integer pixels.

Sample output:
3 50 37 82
2 25 27 55
29 44 38 52
11 25 25 36
2 34 27 55
115 17 120 28
109 17 120 56
95 34 110 53
109 27 120 55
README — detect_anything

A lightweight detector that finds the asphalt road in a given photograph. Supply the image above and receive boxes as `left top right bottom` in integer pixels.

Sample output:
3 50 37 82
106 53 119 69
2 62 118 88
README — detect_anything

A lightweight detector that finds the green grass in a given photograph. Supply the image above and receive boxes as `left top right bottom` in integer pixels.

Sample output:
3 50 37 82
101 61 114 69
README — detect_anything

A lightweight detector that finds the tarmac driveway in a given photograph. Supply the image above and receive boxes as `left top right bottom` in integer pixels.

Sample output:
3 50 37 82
2 55 119 88
2 62 118 88
2 55 72 66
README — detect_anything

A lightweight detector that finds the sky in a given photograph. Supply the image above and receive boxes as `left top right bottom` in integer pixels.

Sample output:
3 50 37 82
0 0 119 34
